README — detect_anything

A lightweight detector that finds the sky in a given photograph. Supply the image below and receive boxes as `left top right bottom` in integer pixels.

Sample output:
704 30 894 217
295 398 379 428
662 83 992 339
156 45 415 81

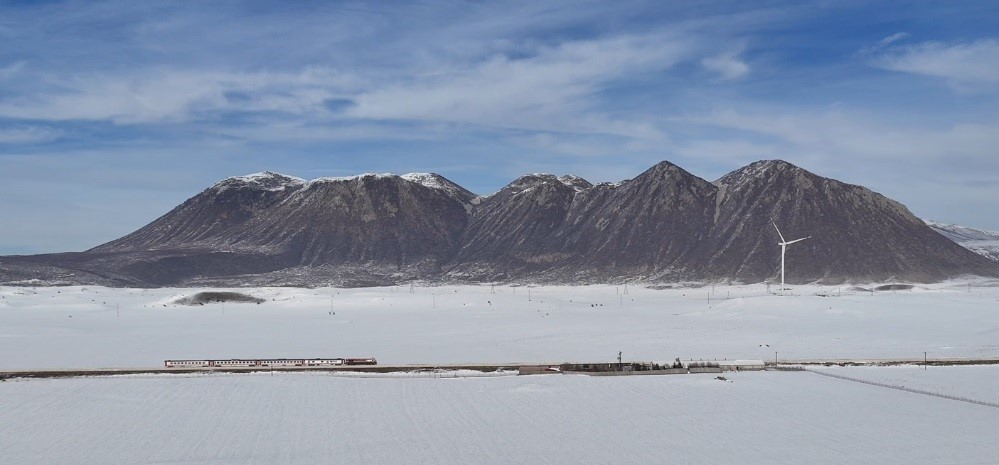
1 0 997 254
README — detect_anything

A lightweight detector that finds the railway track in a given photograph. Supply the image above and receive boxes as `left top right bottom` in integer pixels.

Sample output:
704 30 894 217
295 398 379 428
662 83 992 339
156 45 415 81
0 364 522 380
3 357 998 380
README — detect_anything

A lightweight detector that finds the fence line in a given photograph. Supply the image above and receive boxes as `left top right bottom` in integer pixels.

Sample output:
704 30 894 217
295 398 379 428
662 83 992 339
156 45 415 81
805 368 999 409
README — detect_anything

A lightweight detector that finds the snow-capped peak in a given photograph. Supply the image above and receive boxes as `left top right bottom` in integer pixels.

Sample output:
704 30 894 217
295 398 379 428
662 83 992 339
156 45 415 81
214 172 307 192
401 172 477 204
401 172 447 189
309 173 396 184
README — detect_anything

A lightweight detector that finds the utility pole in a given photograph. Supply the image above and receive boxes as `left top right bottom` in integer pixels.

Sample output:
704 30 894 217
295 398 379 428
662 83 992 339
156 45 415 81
618 351 622 371
924 351 927 370
775 351 778 367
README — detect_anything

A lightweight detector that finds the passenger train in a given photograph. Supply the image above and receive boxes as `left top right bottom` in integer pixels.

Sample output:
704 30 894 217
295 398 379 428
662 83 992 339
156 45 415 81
164 357 377 368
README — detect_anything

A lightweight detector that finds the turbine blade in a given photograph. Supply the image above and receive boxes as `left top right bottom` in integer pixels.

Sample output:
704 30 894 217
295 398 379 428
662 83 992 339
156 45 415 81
772 222 786 242
785 236 811 245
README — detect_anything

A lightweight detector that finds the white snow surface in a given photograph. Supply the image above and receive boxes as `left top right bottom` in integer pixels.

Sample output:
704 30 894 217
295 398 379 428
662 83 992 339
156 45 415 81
309 172 396 183
4 283 999 464
214 171 307 192
2 281 999 369
2 370 998 465
217 171 401 191
400 172 446 189
215 171 473 201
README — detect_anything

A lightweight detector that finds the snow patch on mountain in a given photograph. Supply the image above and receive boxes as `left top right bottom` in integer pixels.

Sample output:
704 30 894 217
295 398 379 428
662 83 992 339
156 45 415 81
557 175 593 192
402 172 461 196
213 172 306 193
925 220 999 261
311 173 396 183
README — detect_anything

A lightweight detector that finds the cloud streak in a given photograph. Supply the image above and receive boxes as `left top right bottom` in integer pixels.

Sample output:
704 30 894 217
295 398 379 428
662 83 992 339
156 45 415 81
0 126 62 144
0 67 359 123
348 33 689 138
871 39 999 89
701 46 750 81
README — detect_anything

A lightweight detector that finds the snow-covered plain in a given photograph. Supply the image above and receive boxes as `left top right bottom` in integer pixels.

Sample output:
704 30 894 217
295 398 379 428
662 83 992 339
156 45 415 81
2 370 998 465
1 281 998 369
3 282 999 464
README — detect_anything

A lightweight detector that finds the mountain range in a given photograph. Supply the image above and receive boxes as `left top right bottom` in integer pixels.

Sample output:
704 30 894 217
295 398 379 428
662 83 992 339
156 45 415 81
1 160 995 287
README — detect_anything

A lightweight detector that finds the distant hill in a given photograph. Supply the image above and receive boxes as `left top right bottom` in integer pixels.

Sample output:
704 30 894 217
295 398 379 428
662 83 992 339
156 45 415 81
1 161 995 287
925 220 999 262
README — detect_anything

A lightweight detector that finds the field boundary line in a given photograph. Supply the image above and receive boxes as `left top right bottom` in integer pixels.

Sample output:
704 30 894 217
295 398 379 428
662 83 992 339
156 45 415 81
805 368 999 409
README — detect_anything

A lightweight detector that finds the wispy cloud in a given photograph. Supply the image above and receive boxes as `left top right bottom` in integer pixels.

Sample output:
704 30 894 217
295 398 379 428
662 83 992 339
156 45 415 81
878 32 910 47
345 33 691 138
0 126 62 144
870 38 999 89
701 46 750 81
0 67 359 123
690 107 999 163
0 60 25 79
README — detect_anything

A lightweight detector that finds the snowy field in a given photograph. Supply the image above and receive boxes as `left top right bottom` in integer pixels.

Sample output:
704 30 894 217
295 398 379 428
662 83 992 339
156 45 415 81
2 281 999 369
4 282 999 464
1 370 996 465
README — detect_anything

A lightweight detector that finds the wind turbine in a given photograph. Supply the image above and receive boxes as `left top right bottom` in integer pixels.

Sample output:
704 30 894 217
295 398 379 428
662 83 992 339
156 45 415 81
773 222 811 295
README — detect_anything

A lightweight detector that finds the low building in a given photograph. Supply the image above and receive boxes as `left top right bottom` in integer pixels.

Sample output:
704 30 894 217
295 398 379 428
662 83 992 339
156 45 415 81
716 360 766 371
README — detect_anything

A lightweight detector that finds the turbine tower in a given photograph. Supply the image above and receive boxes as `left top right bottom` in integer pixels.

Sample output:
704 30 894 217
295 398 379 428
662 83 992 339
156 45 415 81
773 222 811 295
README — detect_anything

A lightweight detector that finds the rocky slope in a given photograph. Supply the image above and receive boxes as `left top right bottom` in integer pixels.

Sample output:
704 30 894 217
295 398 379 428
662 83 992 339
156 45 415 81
703 160 991 282
1 161 995 286
6 172 475 286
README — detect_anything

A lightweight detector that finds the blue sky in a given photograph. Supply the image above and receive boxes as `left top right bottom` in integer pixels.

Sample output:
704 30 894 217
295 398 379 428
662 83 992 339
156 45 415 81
1 0 997 254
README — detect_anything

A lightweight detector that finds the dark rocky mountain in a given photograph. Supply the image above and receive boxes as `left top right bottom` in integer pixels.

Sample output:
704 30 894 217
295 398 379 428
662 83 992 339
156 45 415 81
552 161 719 280
451 174 590 279
1 161 995 287
2 172 475 286
450 162 719 281
702 160 994 282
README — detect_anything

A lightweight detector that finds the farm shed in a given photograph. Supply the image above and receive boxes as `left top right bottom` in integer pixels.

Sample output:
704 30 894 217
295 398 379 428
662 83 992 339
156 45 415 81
716 360 765 371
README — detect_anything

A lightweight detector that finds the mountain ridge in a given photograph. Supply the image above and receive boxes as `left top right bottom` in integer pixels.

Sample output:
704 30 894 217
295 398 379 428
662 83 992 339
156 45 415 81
2 160 996 287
